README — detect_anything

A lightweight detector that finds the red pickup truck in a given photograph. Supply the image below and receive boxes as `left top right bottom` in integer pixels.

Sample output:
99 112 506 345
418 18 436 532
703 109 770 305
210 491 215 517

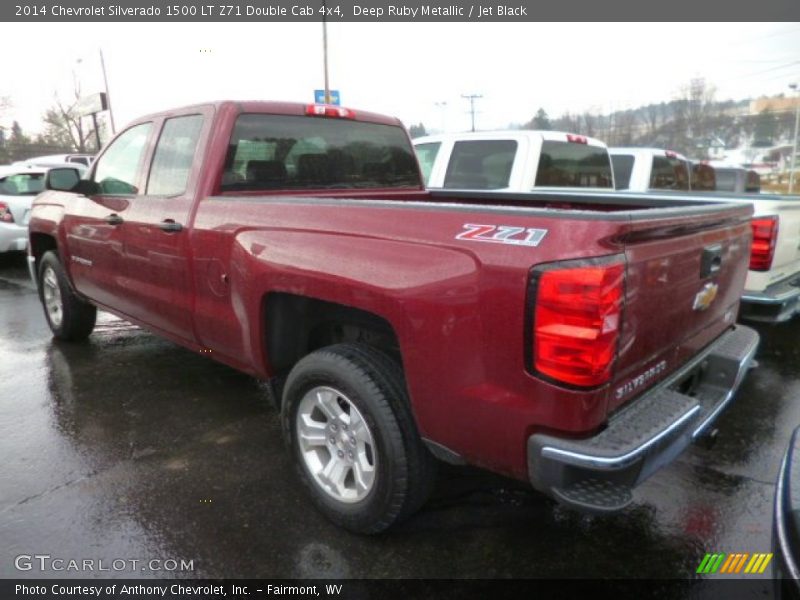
29 101 759 533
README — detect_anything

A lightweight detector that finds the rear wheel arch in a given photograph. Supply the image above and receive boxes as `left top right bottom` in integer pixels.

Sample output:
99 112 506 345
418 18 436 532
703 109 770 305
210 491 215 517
263 292 404 377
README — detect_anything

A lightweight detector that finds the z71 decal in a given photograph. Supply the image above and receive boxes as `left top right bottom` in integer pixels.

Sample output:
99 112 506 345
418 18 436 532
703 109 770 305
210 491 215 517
456 224 548 247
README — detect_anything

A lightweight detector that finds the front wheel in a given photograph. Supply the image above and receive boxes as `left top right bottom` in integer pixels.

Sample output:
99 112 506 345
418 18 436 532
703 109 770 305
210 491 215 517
38 251 96 341
282 343 436 534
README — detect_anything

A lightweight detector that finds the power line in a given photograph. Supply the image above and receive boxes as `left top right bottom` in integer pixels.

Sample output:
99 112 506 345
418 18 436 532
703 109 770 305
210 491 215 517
735 25 800 46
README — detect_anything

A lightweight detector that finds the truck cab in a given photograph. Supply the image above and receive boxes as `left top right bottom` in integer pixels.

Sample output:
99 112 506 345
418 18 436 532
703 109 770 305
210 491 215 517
414 130 614 191
609 147 691 192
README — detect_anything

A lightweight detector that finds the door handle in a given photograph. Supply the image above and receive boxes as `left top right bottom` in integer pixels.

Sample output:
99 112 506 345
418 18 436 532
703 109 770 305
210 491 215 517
105 214 123 225
158 219 183 233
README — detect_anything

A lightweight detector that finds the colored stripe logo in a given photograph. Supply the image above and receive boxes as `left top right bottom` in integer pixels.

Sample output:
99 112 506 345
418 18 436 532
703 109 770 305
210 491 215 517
697 552 773 574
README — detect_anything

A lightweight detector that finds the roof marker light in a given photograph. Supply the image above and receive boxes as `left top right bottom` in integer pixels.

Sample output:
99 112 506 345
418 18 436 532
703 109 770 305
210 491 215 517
566 134 588 144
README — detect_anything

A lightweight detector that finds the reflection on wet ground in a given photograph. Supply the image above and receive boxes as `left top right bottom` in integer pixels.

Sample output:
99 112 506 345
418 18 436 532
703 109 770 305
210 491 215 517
0 252 795 588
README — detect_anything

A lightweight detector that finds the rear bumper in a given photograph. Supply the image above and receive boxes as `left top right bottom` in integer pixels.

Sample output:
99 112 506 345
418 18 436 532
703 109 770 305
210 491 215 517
774 427 800 598
740 275 800 323
0 223 28 253
527 324 759 513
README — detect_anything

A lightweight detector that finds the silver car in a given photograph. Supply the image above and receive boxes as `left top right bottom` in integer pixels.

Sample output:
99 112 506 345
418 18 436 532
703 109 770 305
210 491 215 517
1 164 89 253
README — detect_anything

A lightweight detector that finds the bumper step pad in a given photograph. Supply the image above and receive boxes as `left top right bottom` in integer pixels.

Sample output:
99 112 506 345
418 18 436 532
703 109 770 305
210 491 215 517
552 478 633 513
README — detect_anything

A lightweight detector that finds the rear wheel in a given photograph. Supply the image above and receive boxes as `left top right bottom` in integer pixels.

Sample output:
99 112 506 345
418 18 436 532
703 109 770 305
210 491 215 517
38 251 96 341
282 343 436 533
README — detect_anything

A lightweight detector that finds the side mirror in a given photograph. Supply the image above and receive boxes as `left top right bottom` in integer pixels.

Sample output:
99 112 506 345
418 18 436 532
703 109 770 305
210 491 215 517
45 168 81 192
44 168 99 195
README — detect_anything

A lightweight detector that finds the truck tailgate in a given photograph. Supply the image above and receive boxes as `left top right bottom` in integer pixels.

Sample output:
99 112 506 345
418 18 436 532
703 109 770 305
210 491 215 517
771 200 800 278
609 203 752 412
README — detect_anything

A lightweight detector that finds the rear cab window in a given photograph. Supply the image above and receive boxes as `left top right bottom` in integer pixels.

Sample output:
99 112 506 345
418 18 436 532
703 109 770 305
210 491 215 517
414 142 441 185
650 155 690 190
443 140 516 189
535 141 613 188
691 163 716 191
745 170 761 193
221 114 420 191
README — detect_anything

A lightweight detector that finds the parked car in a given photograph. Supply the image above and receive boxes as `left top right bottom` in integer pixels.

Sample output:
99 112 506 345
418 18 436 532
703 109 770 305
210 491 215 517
413 130 614 190
609 148 800 323
0 165 48 253
30 101 758 533
13 153 94 168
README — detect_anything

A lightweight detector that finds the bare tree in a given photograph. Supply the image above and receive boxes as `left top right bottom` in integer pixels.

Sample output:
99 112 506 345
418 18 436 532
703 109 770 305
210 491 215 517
552 111 579 134
581 112 597 137
670 78 721 154
644 103 661 138
40 83 102 153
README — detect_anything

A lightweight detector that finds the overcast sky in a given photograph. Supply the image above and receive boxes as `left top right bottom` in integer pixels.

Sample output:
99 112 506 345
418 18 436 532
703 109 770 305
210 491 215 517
1 22 799 136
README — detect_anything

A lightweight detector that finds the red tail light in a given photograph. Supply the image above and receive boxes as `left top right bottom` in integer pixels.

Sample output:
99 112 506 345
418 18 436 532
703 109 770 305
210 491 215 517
749 216 778 271
305 104 355 119
566 134 588 144
533 260 625 387
0 202 14 223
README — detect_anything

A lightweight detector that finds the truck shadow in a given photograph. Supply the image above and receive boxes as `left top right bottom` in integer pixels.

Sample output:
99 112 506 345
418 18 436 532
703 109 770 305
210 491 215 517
39 329 708 580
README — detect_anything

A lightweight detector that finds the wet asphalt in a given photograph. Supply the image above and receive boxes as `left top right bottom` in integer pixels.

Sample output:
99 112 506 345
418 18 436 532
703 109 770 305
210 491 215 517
0 251 797 587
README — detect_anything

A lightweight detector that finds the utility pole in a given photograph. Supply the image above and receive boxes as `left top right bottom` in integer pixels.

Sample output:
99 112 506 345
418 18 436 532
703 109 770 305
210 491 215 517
99 48 115 134
322 0 330 103
790 82 799 194
461 93 482 132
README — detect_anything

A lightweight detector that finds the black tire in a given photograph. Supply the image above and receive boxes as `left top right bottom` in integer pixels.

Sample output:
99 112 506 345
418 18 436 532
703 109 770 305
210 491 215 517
38 251 96 341
282 343 436 534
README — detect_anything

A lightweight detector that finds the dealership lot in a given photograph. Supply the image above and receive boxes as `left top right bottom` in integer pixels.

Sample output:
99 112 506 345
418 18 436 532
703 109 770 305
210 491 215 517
0 251 796 584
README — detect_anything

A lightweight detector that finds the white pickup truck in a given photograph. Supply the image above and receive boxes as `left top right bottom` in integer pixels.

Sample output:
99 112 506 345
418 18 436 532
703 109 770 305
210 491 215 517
608 148 762 194
413 130 614 191
609 147 800 323
704 161 761 194
609 147 692 192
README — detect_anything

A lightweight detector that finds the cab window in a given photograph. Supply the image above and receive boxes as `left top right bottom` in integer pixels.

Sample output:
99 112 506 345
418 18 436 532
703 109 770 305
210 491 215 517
535 141 613 188
93 123 153 195
147 115 204 196
0 173 45 195
221 114 420 191
444 140 516 189
649 156 690 190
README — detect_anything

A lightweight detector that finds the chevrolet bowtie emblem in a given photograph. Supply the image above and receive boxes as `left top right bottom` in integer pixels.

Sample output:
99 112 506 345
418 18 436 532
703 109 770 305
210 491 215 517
693 282 719 311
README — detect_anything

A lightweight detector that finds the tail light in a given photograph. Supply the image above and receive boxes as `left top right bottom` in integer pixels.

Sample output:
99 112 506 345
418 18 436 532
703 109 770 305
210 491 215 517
305 104 355 119
0 202 14 223
531 258 625 387
749 216 778 271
